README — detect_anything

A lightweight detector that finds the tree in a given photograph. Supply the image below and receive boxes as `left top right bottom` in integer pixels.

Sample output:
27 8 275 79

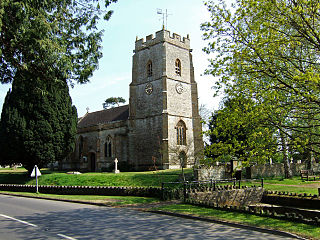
0 0 118 85
202 0 320 176
0 0 118 172
0 70 77 172
103 97 126 109
204 96 277 167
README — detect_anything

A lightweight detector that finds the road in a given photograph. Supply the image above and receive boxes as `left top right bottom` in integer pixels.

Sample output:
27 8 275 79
0 194 293 240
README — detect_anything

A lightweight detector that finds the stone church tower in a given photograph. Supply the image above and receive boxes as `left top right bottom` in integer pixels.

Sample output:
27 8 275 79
129 29 203 169
65 29 203 172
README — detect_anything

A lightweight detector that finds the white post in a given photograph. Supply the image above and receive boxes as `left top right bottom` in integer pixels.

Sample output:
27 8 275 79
30 165 41 193
35 165 38 193
114 158 120 174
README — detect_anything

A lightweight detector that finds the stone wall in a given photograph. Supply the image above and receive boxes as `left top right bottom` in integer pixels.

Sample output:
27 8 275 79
194 165 227 181
195 162 320 180
263 190 320 210
250 162 320 178
188 187 264 207
71 121 129 172
250 163 284 178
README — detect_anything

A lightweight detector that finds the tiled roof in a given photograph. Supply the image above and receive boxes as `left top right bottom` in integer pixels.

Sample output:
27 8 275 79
78 105 129 128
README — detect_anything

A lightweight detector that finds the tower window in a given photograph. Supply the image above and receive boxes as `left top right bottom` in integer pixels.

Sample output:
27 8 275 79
175 59 181 76
147 61 152 77
176 120 186 145
104 136 112 158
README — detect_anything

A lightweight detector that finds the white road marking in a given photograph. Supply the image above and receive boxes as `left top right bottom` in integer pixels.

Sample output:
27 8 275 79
57 233 78 240
0 213 38 227
0 213 77 239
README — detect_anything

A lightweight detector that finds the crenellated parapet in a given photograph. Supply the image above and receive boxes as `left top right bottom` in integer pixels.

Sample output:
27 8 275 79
135 29 190 52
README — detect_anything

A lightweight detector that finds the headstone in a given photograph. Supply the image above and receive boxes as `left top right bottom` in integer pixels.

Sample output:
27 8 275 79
114 158 120 174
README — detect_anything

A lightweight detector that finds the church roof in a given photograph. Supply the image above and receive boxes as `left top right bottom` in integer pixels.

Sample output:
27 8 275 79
78 105 129 128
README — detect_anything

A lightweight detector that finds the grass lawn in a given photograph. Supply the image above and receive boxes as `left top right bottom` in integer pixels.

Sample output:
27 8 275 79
1 189 317 239
154 203 320 240
0 168 319 195
0 168 191 187
0 191 160 206
1 169 319 239
262 176 320 195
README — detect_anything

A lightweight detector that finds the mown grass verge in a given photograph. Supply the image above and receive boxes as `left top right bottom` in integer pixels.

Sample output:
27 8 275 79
153 203 320 240
0 191 160 206
0 168 319 195
3 189 317 239
0 168 191 187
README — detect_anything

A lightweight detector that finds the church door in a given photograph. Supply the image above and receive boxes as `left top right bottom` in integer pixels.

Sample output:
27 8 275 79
90 153 96 172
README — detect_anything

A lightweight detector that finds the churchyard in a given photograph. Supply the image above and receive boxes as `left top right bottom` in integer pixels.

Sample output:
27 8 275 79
0 167 320 239
0 167 319 194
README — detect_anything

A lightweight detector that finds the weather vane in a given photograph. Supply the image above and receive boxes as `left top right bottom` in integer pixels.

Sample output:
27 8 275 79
157 9 172 30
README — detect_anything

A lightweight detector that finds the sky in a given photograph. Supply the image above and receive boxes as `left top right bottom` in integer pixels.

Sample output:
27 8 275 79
0 0 221 117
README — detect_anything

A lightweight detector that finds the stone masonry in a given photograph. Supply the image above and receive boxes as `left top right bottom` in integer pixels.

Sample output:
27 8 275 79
63 29 203 171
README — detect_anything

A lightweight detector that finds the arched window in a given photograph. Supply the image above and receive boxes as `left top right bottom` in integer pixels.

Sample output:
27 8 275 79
79 136 84 159
104 136 112 158
175 59 181 76
176 120 186 145
147 60 152 77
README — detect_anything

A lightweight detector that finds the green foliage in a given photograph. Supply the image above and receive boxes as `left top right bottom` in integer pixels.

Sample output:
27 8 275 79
0 169 192 187
202 0 320 164
154 204 320 239
0 192 160 206
0 70 78 172
0 0 118 85
103 97 126 109
0 0 118 171
204 96 277 166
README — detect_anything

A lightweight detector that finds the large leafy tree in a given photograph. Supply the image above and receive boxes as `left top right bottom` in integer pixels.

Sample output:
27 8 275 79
0 0 117 85
204 96 277 167
0 0 118 171
202 0 320 175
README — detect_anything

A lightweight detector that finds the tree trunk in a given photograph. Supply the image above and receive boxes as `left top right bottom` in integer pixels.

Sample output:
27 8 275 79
279 129 292 178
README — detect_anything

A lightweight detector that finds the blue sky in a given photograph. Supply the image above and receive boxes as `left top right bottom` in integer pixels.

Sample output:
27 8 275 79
0 0 220 117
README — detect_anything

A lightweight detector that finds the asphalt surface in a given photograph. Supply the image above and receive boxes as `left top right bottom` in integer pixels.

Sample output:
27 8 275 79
0 194 294 239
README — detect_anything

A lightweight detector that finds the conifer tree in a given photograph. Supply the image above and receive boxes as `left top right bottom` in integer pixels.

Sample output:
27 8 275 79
0 70 77 172
0 0 118 172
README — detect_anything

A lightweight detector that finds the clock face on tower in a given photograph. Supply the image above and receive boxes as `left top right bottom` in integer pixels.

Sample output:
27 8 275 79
145 83 153 95
175 82 184 94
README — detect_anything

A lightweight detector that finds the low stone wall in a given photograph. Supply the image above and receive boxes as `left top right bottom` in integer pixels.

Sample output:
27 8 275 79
195 162 320 180
262 190 320 210
250 163 319 179
186 199 320 226
188 187 264 207
194 165 226 181
250 163 285 178
0 184 161 198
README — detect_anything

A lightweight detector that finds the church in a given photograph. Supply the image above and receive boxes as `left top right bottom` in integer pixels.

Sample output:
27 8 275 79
62 29 203 171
